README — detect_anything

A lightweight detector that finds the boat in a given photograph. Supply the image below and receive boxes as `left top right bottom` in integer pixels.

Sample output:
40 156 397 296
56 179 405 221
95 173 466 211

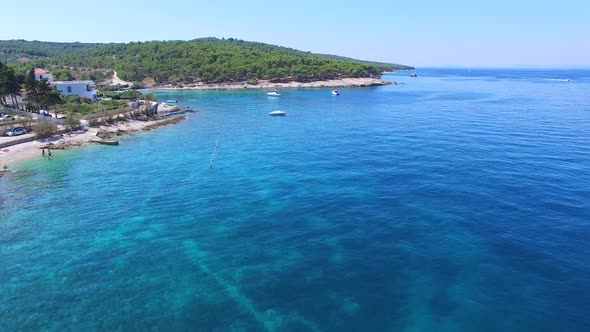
166 100 178 103
331 90 340 96
267 90 281 97
410 73 417 78
269 110 286 116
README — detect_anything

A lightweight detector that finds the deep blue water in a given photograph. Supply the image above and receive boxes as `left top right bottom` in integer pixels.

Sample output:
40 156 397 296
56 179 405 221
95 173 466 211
1 69 590 331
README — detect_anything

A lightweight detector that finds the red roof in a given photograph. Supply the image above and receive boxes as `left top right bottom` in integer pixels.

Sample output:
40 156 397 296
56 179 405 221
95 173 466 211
34 68 46 74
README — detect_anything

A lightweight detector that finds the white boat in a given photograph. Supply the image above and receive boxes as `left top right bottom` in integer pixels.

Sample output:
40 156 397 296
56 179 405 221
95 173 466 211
267 90 281 97
166 100 178 103
331 90 340 96
269 110 286 116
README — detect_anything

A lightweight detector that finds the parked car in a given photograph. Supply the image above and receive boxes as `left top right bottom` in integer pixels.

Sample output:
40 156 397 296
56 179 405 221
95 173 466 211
38 110 52 117
6 127 27 136
0 115 15 122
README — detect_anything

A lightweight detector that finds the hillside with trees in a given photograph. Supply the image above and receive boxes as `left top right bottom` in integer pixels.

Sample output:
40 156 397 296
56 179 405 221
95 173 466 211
0 38 413 84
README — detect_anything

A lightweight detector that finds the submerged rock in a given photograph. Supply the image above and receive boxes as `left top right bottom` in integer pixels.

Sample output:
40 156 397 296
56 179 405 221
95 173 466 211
90 139 119 146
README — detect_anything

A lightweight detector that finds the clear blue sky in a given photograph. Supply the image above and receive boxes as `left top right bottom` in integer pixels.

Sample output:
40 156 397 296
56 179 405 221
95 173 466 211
2 0 589 67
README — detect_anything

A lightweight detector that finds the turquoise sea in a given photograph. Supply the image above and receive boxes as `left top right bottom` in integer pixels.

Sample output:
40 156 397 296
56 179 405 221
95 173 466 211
1 69 590 331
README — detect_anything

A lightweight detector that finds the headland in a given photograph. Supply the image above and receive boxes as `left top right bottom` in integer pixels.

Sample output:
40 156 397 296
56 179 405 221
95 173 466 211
148 77 393 91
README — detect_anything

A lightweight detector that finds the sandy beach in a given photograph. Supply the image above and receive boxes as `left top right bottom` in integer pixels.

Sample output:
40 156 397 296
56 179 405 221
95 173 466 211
0 116 187 169
148 77 394 91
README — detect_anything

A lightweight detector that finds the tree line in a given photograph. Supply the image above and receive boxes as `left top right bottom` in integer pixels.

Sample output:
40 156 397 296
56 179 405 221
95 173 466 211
0 38 414 84
0 63 68 111
0 62 21 106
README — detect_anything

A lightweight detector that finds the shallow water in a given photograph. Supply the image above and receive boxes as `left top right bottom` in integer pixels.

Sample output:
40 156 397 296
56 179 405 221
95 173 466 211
1 69 590 331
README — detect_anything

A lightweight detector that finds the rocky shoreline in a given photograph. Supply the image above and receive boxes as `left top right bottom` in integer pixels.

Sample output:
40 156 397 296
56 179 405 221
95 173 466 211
147 77 394 91
0 116 189 169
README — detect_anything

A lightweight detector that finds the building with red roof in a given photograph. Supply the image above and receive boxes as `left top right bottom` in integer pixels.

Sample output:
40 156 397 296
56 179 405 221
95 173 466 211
34 68 54 82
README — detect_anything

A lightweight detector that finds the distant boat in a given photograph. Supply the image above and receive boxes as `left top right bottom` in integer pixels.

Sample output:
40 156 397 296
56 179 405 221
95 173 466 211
166 100 178 103
410 73 417 78
267 90 281 97
269 110 286 116
331 90 340 96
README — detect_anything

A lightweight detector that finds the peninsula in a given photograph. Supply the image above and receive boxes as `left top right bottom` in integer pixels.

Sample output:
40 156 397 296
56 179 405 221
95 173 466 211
0 38 412 87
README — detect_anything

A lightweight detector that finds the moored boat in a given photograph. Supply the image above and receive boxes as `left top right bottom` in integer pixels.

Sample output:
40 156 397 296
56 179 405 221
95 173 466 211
267 90 281 97
269 110 286 116
331 90 340 95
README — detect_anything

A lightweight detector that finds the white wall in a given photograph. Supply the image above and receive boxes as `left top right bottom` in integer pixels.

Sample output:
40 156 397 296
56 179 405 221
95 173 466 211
37 73 54 82
53 82 97 99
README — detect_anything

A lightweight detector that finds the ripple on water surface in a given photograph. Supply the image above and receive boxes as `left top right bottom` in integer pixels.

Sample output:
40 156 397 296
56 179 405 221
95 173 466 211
1 69 590 331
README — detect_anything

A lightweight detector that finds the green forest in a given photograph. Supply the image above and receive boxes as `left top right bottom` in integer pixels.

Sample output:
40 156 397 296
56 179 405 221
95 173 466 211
0 38 413 84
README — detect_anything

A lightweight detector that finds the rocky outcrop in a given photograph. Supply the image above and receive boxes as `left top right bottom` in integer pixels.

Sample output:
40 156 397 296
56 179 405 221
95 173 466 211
116 129 135 136
96 130 116 140
42 141 84 150
142 116 188 131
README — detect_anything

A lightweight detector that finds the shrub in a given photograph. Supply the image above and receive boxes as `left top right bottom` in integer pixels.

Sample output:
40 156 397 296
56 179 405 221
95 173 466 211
63 112 81 130
130 82 145 90
120 90 142 100
246 78 258 85
79 103 97 115
16 117 33 131
143 94 157 102
34 121 58 139
66 96 81 104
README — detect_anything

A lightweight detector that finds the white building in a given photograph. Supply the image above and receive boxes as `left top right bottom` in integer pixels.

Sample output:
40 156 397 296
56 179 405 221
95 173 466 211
52 81 97 99
34 68 54 82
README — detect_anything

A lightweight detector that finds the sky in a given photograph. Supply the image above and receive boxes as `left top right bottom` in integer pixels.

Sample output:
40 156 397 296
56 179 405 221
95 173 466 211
2 0 589 67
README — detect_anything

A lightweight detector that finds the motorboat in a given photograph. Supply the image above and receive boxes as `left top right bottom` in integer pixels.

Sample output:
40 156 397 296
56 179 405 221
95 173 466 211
166 100 178 103
267 90 281 97
269 110 286 116
410 73 417 78
331 90 340 96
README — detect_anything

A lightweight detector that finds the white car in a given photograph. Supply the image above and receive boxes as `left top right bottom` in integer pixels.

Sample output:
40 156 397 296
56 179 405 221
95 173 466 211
0 115 15 122
6 127 27 136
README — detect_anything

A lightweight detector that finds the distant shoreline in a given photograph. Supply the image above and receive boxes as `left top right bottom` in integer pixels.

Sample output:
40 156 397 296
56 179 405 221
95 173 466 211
144 77 394 91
